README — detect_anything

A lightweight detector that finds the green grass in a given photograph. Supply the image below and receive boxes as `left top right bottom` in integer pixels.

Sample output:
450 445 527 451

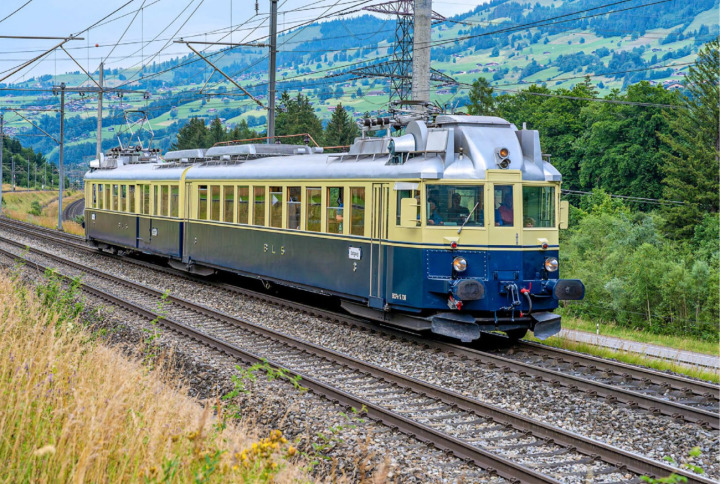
561 316 719 355
528 334 720 383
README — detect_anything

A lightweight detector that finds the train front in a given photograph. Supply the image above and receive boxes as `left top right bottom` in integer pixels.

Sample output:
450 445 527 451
387 115 585 342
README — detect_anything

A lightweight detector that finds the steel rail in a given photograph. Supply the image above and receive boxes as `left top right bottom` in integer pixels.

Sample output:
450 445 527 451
516 341 719 398
0 244 558 484
0 238 714 484
1 216 717 429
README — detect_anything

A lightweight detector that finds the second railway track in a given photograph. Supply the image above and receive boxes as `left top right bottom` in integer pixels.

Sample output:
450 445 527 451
0 223 716 483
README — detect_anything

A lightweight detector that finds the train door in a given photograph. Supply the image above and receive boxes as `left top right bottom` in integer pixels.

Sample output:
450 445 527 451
369 183 389 309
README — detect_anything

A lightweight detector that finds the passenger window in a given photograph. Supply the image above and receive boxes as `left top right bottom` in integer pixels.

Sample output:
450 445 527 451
142 185 151 215
153 186 159 215
326 187 344 234
128 185 136 213
270 186 283 228
161 185 169 216
112 184 119 211
523 186 555 227
92 184 97 208
120 185 127 212
424 185 484 227
170 185 179 217
396 189 419 225
223 186 234 223
237 186 249 224
306 187 321 232
97 184 103 209
350 187 365 236
494 185 514 226
253 186 265 226
210 185 221 221
287 187 301 230
198 185 208 220
105 184 111 210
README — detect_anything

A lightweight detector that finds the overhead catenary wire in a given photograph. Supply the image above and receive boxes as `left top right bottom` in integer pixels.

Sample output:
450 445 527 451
0 0 33 25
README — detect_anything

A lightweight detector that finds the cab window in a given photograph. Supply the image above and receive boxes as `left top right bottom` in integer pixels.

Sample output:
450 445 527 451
424 185 483 227
92 184 98 208
104 184 111 210
396 189 419 225
523 186 555 227
494 185 514 226
350 187 365 236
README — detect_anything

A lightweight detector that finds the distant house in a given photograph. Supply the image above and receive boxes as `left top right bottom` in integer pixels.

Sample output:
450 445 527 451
543 51 550 55
652 48 662 52
468 69 481 73
367 90 384 95
486 62 499 66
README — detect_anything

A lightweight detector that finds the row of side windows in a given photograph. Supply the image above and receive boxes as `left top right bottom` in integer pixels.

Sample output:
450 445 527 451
195 184 366 236
90 183 179 217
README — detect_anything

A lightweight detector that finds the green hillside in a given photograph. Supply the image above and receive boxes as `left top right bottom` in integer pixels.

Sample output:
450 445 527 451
0 0 717 164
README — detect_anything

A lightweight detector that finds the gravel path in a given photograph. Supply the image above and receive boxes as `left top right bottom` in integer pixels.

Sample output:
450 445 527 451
2 228 717 480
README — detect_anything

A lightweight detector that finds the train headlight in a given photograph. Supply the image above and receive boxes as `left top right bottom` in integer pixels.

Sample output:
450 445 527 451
544 257 559 272
453 257 468 272
499 147 509 158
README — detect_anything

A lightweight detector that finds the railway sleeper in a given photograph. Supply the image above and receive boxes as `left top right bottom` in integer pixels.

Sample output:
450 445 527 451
529 456 596 469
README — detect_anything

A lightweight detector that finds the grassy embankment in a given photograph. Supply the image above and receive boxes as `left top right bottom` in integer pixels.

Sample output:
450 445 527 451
529 317 719 383
0 269 305 482
0 185 84 235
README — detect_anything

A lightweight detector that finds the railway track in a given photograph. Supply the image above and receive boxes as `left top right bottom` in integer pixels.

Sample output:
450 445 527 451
0 230 715 483
1 216 718 430
62 198 85 221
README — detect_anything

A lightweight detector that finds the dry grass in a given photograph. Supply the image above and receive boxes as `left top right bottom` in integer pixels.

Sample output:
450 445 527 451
1 190 85 236
0 270 307 483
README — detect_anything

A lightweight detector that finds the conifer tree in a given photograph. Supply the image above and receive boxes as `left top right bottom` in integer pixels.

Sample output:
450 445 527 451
660 38 719 238
324 103 359 148
274 91 324 145
467 77 495 115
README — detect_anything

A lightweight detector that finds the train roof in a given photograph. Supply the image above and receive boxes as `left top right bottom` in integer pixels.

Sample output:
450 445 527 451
84 118 562 183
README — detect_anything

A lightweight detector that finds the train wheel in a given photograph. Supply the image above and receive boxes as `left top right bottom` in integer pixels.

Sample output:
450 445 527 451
505 328 528 341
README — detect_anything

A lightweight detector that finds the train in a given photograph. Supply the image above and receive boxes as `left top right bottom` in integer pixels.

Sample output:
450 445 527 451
83 114 585 343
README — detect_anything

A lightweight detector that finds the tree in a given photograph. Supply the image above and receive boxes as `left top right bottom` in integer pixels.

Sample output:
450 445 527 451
208 117 226 146
171 118 209 150
466 77 495 115
227 119 257 143
274 91 324 145
660 38 719 238
324 103 359 148
573 82 679 203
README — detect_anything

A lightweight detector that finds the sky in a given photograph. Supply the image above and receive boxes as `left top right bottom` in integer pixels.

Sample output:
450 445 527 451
0 0 486 84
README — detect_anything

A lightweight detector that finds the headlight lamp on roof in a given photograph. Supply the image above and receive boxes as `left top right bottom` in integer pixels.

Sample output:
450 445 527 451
496 147 511 169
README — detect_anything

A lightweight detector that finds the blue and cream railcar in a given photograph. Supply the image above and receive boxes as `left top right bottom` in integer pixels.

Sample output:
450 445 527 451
84 115 584 342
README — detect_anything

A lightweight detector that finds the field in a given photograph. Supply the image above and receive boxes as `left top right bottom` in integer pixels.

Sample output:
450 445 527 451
1 188 85 235
0 269 305 482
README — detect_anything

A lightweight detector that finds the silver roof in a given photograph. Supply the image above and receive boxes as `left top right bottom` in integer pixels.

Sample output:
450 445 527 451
84 118 561 183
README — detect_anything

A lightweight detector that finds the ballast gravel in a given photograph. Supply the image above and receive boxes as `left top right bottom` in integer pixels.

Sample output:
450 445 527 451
1 228 718 480
1 251 502 484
